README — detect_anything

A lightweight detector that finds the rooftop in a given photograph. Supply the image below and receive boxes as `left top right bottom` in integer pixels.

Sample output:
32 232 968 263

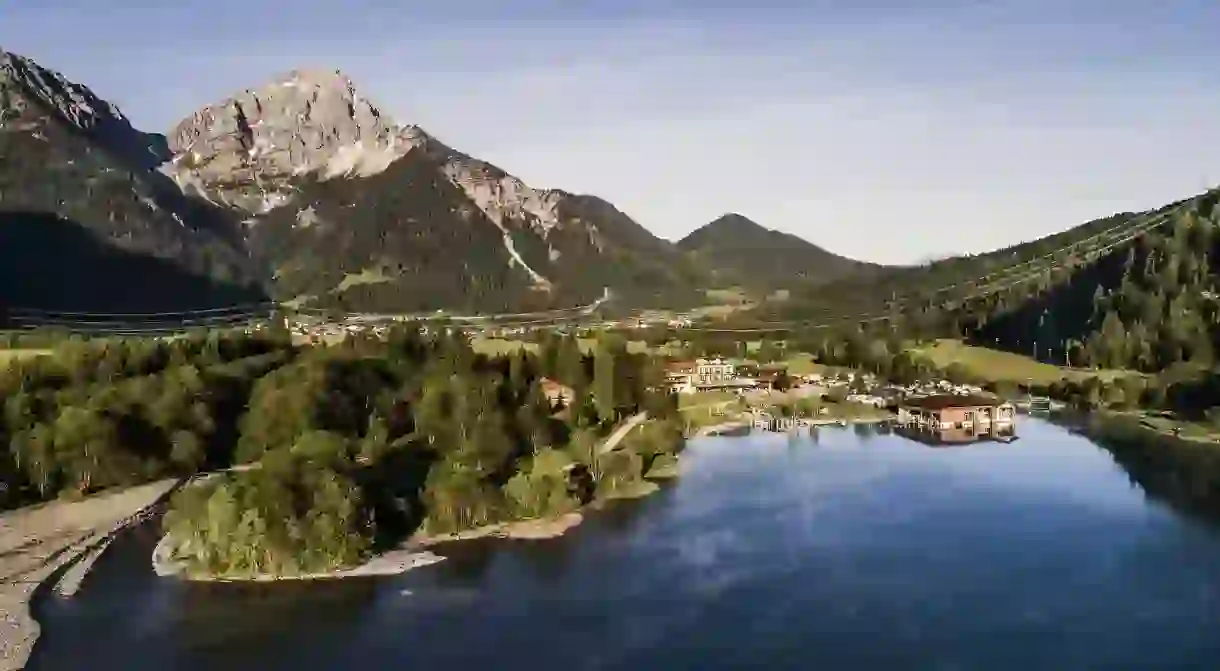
539 377 573 393
901 393 1007 411
665 361 696 374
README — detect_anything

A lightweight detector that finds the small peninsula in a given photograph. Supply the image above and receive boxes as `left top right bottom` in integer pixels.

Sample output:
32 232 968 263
149 328 685 581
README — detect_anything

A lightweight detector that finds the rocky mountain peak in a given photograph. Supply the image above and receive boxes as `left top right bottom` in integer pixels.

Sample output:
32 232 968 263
0 48 169 169
161 66 422 213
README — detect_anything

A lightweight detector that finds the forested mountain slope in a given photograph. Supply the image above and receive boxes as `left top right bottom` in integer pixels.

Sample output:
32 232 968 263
0 49 263 315
969 191 1220 371
678 213 884 291
739 189 1220 373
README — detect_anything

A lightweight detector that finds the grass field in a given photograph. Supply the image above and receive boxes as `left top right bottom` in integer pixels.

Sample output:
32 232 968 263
1103 409 1220 444
909 339 1136 386
0 348 52 368
469 337 667 357
336 267 393 292
782 353 828 376
469 338 540 356
678 390 739 410
678 391 744 431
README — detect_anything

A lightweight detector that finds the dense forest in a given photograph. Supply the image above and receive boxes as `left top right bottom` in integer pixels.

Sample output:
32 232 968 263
0 328 683 577
714 189 1220 376
247 151 709 315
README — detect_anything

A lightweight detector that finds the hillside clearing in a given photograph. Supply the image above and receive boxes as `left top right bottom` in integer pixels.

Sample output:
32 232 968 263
0 349 52 367
469 338 662 357
782 353 827 376
336 267 393 293
911 339 1136 386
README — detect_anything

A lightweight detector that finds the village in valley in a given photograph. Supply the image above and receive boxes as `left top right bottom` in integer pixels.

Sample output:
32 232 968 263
661 356 1019 443
264 311 1024 444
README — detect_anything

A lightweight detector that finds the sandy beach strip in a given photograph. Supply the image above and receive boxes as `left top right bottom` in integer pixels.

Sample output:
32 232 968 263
408 512 586 546
53 534 116 598
0 479 178 671
155 547 449 583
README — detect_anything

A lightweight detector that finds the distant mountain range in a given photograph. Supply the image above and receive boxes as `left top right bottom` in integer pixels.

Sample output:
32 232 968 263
5 46 1210 333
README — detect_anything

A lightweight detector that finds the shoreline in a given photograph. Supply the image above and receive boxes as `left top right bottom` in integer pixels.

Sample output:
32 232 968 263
152 511 590 583
0 479 178 671
153 467 679 584
151 414 666 584
1093 409 1220 446
404 511 587 549
693 414 894 438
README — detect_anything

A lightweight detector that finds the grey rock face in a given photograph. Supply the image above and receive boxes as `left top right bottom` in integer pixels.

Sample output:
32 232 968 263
162 69 421 213
0 49 169 170
164 64 703 310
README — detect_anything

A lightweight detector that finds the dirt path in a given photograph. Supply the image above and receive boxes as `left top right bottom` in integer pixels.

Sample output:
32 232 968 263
597 412 649 455
0 479 178 671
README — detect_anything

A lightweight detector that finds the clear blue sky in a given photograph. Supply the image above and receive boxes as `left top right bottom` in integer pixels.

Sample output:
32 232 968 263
7 0 1220 263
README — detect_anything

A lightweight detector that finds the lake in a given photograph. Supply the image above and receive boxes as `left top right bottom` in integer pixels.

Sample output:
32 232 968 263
28 418 1220 670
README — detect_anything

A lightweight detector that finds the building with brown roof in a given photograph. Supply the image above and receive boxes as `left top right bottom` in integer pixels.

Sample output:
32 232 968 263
897 394 1016 431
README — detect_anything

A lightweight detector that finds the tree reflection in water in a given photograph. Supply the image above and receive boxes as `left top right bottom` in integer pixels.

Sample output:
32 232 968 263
1088 417 1220 524
419 485 677 588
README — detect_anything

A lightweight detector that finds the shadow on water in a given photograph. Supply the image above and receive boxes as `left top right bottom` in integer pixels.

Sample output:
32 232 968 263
1081 415 1220 525
427 483 678 589
29 517 381 671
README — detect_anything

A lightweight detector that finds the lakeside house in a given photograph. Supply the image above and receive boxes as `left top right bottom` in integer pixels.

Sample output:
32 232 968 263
666 358 750 394
897 394 1016 432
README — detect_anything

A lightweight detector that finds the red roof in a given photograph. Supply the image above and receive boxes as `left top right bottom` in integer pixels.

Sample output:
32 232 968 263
540 378 573 395
665 360 696 374
901 394 1005 411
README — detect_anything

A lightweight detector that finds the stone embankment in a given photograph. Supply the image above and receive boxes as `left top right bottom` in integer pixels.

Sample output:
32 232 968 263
0 479 178 671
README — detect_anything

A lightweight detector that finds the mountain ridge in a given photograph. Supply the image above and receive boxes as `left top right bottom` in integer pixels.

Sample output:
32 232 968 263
162 64 707 312
0 48 265 315
677 212 885 292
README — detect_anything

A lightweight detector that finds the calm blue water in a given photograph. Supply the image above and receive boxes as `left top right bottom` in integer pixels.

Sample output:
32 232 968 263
29 418 1220 670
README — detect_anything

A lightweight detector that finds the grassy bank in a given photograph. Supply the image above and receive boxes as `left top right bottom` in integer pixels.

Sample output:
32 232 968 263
0 348 52 368
1099 409 1220 445
909 339 1137 386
